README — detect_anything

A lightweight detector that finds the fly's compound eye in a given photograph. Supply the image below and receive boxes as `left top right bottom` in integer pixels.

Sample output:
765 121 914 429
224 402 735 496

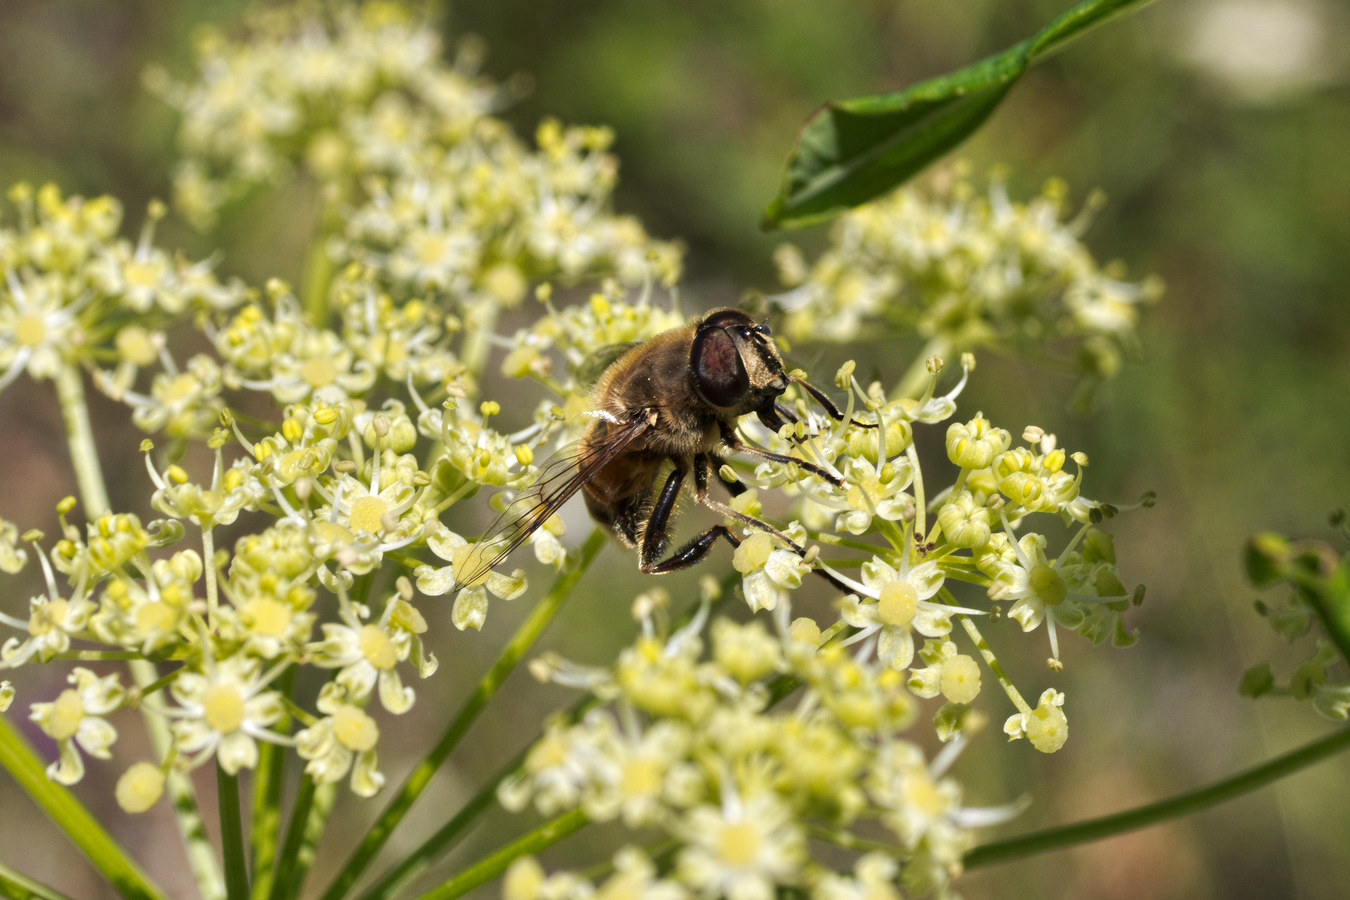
691 322 749 408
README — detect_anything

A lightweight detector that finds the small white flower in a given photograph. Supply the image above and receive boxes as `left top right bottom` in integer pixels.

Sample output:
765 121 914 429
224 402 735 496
295 683 384 796
677 787 806 900
167 655 287 775
29 667 125 784
307 590 434 714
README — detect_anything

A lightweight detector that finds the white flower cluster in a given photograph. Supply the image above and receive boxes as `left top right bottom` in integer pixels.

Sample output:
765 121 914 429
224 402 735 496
499 357 1140 896
773 167 1162 384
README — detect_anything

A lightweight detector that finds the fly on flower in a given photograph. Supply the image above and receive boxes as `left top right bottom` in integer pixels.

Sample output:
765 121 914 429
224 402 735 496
454 308 872 590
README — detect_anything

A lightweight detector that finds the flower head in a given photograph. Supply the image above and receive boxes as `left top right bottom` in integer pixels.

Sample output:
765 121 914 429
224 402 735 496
295 683 385 796
774 167 1161 380
29 667 125 784
166 654 287 775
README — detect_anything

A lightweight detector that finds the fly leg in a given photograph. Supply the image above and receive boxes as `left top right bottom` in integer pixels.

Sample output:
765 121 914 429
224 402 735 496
640 463 742 574
642 457 855 594
718 420 844 487
685 455 856 594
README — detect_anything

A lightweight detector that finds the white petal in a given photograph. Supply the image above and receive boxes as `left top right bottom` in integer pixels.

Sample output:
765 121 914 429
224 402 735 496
378 671 414 715
217 731 259 775
452 589 488 631
414 563 456 596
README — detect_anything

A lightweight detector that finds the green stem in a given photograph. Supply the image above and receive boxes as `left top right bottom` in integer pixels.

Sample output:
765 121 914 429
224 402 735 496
357 695 601 900
202 528 220 621
460 302 500 378
53 364 109 515
167 760 226 900
266 775 317 900
0 715 165 900
413 809 590 900
0 861 77 900
300 190 342 325
958 614 1031 715
248 741 284 900
355 761 511 900
217 765 249 900
907 443 927 540
965 726 1350 868
54 362 223 898
297 782 338 895
316 529 608 900
248 667 293 900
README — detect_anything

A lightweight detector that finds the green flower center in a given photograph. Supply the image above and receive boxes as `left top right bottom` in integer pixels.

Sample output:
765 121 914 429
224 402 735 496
718 821 761 866
28 598 67 636
301 356 339 387
620 756 662 799
332 704 378 752
243 596 291 637
14 312 47 347
1029 563 1067 606
135 601 178 636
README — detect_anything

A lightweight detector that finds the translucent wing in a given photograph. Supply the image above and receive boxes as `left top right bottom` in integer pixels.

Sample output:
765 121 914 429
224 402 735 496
573 341 639 390
451 410 654 589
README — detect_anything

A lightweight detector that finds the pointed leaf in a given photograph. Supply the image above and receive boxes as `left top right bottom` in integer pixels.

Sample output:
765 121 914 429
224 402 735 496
763 0 1159 229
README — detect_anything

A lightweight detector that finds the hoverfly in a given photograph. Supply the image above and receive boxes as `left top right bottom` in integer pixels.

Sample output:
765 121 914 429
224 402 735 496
454 308 864 589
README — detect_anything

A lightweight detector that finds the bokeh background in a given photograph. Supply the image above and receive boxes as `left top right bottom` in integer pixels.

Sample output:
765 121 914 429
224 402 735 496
2 0 1349 897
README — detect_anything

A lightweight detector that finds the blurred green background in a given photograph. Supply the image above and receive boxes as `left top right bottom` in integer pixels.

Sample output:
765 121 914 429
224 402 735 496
2 0 1349 897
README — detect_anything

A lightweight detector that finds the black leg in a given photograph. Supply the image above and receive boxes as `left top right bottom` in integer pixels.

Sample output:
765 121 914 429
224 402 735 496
643 458 748 574
637 454 854 594
718 420 843 487
692 451 859 595
645 523 742 574
756 404 792 434
639 465 687 569
789 374 876 428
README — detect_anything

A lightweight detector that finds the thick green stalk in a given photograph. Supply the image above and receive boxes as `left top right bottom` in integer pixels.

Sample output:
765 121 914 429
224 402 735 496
265 774 317 900
295 782 338 898
53 364 110 515
965 726 1350 868
300 189 342 325
0 860 77 900
414 809 590 900
248 690 290 900
0 715 165 900
217 765 250 900
53 362 225 899
357 694 600 900
317 529 608 900
355 758 512 900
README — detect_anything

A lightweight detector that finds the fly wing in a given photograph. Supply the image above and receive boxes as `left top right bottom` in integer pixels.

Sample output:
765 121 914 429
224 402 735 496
451 409 655 589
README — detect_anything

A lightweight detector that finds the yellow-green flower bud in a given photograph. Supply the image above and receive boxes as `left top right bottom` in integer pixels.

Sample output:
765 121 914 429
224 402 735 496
937 491 991 548
946 415 1009 469
116 762 166 814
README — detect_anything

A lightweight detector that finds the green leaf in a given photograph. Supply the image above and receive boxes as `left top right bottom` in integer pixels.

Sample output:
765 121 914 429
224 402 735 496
762 0 1160 229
